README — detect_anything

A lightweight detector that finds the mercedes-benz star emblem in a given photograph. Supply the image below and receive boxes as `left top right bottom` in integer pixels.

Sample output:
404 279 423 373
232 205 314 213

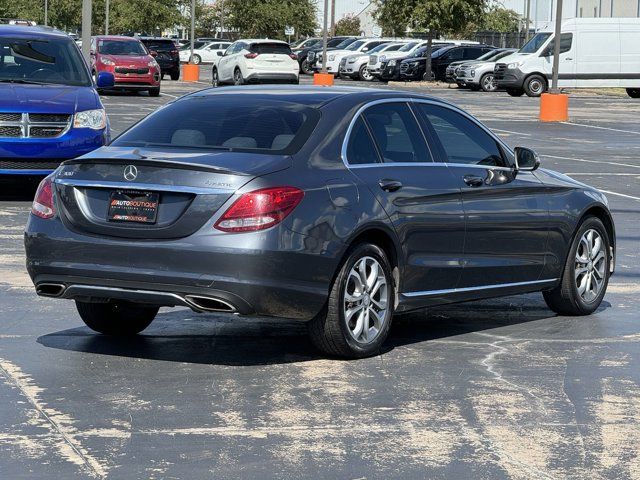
123 165 138 181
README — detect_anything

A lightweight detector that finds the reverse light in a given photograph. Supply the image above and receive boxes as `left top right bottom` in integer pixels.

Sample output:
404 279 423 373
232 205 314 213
74 109 107 130
245 52 258 59
214 186 304 233
31 174 56 219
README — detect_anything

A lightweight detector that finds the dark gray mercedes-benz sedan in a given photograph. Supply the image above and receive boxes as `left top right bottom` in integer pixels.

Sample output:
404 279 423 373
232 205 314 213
25 86 615 358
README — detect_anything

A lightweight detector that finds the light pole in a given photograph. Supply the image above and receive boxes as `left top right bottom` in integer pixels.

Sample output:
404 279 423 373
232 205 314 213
550 0 563 93
525 0 531 42
81 0 92 64
190 0 196 63
105 0 110 35
321 0 329 74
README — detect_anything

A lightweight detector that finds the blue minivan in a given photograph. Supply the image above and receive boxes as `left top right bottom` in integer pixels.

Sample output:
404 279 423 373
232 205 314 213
0 26 114 175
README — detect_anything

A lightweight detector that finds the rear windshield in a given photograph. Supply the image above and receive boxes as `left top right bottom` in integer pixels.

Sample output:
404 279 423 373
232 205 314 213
113 96 320 154
249 42 292 55
98 39 147 56
142 40 175 52
0 36 91 86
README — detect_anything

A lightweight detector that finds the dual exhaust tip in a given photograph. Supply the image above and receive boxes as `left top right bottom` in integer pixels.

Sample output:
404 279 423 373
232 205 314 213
35 283 237 313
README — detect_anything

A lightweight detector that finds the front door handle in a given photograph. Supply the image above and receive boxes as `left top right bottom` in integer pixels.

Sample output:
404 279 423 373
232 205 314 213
379 179 403 192
463 175 485 187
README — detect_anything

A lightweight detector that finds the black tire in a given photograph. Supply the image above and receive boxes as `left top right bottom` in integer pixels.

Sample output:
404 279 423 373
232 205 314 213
148 87 160 97
76 301 158 335
170 70 180 81
233 67 244 86
308 243 395 358
359 64 373 81
211 67 220 87
480 73 497 92
627 88 640 98
300 57 313 75
523 74 547 97
191 54 201 65
506 87 525 97
543 216 611 316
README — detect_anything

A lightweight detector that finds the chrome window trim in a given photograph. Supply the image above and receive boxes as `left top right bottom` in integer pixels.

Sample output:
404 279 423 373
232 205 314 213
341 97 514 170
402 278 558 298
54 178 232 195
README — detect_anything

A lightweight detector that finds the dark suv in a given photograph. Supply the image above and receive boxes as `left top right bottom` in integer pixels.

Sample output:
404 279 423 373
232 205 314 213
305 36 359 73
139 37 180 81
399 44 494 81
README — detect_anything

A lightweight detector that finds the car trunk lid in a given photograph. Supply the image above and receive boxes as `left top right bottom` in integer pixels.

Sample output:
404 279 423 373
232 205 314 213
54 148 291 239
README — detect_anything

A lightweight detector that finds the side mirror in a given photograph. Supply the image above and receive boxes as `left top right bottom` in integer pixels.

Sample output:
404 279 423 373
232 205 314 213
96 71 115 88
217 51 223 56
514 146 540 171
149 50 158 57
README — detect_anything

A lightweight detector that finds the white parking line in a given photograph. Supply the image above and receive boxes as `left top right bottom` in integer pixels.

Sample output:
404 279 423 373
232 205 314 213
561 121 640 135
491 128 532 136
564 173 640 176
599 190 640 201
542 154 640 170
160 92 179 99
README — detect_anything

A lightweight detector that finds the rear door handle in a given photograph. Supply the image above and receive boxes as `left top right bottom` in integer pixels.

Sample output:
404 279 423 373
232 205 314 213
379 179 403 192
463 175 485 187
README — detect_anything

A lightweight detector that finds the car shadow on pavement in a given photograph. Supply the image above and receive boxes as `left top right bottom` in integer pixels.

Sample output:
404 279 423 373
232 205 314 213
37 294 610 366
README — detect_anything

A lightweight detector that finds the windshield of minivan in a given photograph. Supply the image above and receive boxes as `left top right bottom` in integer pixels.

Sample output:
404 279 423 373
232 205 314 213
113 97 320 154
0 37 91 86
519 33 551 54
98 39 147 56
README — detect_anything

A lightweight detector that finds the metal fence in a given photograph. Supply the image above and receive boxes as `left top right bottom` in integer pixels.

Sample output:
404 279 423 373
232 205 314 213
475 31 527 49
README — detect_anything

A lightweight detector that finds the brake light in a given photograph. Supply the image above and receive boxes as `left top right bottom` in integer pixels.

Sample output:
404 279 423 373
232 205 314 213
245 52 258 59
214 187 304 232
289 53 298 60
170 49 178 55
31 175 56 219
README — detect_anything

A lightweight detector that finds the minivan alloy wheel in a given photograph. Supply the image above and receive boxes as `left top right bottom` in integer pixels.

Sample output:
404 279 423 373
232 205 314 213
575 229 606 303
344 256 388 344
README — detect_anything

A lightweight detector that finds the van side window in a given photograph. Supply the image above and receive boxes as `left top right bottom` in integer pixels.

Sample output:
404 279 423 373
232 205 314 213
543 33 573 56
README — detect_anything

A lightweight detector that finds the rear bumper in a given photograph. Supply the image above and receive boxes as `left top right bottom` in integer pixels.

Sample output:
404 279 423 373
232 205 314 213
25 215 335 321
244 72 298 83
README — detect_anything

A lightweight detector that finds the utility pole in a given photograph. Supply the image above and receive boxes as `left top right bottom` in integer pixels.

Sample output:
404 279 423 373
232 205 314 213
105 0 110 35
525 0 531 42
81 0 92 64
219 0 225 39
189 0 196 63
44 0 48 26
321 0 329 73
330 0 335 36
550 0 563 93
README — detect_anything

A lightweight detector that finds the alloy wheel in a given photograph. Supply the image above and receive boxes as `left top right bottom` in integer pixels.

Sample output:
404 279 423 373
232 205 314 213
212 70 218 87
361 67 373 81
343 256 388 344
575 229 606 303
482 74 496 92
528 78 544 95
234 69 242 85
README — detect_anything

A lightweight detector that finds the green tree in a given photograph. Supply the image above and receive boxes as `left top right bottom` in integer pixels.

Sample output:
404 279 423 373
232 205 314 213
412 0 485 80
226 0 316 40
480 5 520 33
334 14 361 36
372 0 415 37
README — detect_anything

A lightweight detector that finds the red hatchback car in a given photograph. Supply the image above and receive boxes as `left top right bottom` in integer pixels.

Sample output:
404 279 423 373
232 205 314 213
90 36 161 96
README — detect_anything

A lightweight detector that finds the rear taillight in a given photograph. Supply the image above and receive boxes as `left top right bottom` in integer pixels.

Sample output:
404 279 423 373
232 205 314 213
244 52 258 59
289 53 298 60
170 49 178 55
214 186 304 233
31 175 56 219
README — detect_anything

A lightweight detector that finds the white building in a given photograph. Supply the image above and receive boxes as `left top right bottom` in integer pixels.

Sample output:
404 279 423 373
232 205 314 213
501 0 640 30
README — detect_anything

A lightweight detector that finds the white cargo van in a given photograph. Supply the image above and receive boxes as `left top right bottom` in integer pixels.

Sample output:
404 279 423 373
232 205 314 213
494 18 640 98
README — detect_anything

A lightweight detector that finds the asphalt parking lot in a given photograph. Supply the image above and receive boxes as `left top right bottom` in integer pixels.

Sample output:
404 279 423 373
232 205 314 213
1 73 640 479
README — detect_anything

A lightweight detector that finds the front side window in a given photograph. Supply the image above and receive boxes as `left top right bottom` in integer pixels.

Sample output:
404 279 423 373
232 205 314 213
445 48 464 61
519 32 551 54
362 103 431 164
542 33 573 56
417 104 507 167
113 96 320 154
0 37 91 86
346 117 381 165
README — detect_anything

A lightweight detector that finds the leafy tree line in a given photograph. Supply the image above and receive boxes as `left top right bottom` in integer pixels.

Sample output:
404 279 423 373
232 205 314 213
0 0 318 39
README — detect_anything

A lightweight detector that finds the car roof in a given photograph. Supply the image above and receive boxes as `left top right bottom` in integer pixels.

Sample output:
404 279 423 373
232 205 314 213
236 39 289 44
94 35 142 41
0 25 71 39
186 85 453 109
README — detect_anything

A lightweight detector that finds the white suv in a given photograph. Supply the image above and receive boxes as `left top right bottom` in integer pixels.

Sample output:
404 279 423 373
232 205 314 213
340 41 410 80
316 38 393 76
211 39 299 86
